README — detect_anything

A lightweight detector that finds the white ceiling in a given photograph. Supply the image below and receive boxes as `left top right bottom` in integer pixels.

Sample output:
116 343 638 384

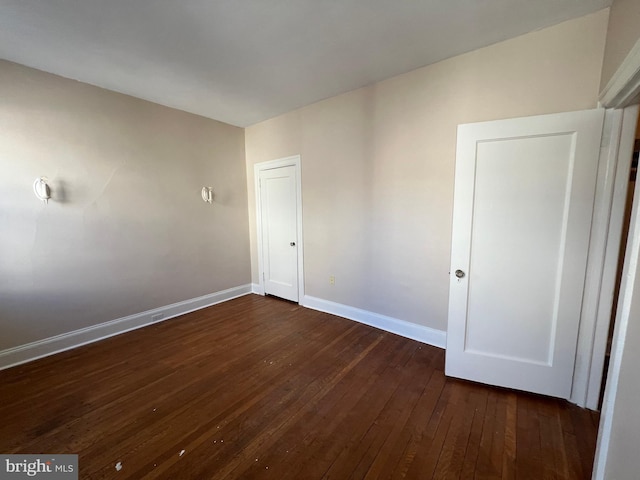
0 0 611 127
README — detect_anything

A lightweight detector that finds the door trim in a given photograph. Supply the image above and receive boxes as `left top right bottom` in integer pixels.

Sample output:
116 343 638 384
254 155 304 302
571 108 636 408
577 39 640 411
599 39 640 108
592 105 640 480
591 36 640 480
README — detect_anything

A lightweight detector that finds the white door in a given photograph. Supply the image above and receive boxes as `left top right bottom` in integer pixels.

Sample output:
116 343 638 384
446 109 605 399
259 165 299 302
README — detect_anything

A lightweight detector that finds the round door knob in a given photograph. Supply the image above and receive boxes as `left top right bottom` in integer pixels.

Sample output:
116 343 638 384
455 269 465 278
290 242 296 246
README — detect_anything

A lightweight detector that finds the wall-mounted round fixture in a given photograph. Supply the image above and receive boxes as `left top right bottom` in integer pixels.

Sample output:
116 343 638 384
201 186 214 204
33 177 51 204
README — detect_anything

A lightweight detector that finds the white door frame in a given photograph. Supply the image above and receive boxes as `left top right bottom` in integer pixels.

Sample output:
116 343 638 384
254 155 305 302
571 107 637 409
591 39 640 480
572 41 640 410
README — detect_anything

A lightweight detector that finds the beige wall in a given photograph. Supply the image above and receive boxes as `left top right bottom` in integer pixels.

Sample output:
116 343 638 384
246 10 609 332
0 60 250 350
601 0 640 88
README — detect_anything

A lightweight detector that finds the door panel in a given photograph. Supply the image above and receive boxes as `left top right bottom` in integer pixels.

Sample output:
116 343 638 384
467 134 573 364
260 166 298 302
446 109 605 399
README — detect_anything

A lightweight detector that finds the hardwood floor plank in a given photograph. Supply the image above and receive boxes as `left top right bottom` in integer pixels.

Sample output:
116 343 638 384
538 398 567 480
390 373 447 479
177 329 387 480
431 381 478 479
516 395 544 480
0 295 600 479
569 405 599 477
333 344 431 480
473 390 500 480
108 320 378 478
501 392 517 480
279 335 420 480
402 381 459 478
559 403 593 480
351 347 443 480
459 387 489 479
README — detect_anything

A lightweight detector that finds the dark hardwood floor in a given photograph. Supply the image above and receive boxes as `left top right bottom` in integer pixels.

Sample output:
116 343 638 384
0 294 599 479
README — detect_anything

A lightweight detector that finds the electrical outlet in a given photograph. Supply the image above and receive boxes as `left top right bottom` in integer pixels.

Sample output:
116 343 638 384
329 275 335 286
152 313 165 321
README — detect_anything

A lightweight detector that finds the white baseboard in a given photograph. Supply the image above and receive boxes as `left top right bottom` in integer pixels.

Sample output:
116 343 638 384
0 284 252 371
251 283 265 295
300 295 446 349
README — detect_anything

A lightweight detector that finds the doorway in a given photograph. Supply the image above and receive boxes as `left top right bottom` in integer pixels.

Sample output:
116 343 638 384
254 155 304 303
596 112 640 410
446 108 605 399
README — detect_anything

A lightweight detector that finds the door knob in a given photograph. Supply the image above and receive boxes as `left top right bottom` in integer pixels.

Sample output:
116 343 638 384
455 269 465 278
290 242 296 246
